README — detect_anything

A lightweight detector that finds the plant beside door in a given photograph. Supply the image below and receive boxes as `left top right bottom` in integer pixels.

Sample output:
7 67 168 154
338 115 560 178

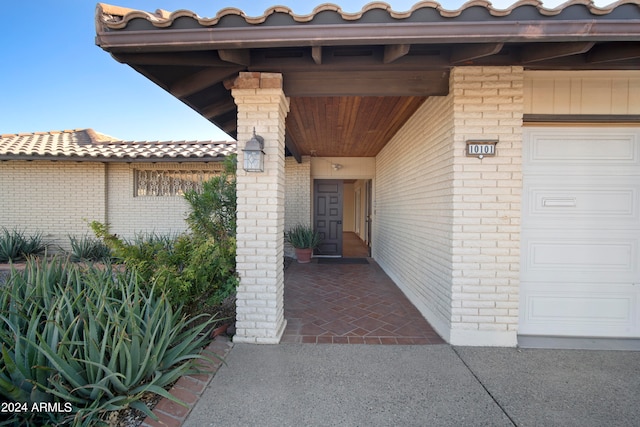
285 224 321 263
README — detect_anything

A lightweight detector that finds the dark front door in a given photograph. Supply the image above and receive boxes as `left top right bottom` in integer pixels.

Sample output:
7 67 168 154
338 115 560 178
314 180 343 256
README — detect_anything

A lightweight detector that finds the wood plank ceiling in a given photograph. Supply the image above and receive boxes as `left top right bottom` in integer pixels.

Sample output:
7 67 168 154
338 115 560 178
287 96 427 158
96 3 640 160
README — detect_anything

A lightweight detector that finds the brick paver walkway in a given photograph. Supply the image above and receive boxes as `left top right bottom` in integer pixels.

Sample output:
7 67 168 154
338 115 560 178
281 258 444 344
140 337 233 427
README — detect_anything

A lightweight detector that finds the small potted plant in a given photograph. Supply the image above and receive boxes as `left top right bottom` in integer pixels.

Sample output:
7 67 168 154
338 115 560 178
285 224 321 263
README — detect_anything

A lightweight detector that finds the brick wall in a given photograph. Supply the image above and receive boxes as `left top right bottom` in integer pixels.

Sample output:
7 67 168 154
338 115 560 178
233 72 289 343
106 163 221 240
449 66 523 346
0 161 226 252
375 95 456 340
284 156 311 257
0 161 106 250
375 66 523 346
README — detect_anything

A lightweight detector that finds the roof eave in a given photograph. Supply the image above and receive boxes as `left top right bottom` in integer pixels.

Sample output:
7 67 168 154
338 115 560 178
96 20 640 52
0 155 227 163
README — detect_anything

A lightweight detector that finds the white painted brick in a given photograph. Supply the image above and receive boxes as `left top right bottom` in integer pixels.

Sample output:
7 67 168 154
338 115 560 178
374 66 523 345
453 308 480 316
479 323 508 331
462 299 496 308
255 321 278 330
233 73 288 344
479 308 509 316
451 67 523 335
0 161 226 251
496 301 519 309
462 315 495 323
454 324 481 332
256 307 278 315
236 307 257 317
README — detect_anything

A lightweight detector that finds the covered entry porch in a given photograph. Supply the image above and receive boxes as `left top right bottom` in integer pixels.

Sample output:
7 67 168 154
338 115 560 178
280 231 445 345
95 2 640 347
281 256 444 345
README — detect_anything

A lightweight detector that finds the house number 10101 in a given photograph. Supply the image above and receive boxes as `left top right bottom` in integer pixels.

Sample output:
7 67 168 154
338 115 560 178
466 140 497 159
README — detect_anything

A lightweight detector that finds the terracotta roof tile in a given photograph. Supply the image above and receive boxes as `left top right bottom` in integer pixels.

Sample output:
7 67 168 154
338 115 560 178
0 129 236 162
97 0 640 29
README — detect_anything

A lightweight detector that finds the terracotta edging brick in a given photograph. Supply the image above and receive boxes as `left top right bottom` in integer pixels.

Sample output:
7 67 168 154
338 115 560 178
140 336 233 427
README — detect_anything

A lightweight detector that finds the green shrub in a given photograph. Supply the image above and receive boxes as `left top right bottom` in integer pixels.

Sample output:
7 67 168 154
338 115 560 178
90 225 236 314
89 156 238 315
184 156 237 242
173 234 237 308
89 225 174 283
127 231 177 251
0 228 47 263
0 258 218 426
68 235 111 262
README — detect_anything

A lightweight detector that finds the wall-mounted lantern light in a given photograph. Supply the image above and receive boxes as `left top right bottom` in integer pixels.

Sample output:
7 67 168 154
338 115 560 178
243 130 265 172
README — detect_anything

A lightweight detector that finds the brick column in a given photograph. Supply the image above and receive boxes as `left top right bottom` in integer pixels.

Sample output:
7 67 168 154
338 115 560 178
449 66 523 347
231 72 289 343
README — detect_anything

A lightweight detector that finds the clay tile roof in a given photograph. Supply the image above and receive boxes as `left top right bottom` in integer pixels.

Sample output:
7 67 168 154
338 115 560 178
97 0 640 29
0 129 236 162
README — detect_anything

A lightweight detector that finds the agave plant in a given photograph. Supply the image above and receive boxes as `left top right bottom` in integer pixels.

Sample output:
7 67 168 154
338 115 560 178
0 258 220 426
285 224 321 249
68 235 111 262
0 227 47 263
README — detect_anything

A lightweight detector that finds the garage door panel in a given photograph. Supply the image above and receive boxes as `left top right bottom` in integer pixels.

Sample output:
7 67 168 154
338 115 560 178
524 182 640 228
520 283 640 337
522 231 639 283
525 129 640 167
521 126 640 339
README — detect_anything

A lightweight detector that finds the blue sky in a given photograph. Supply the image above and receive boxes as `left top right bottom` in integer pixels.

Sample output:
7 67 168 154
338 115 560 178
0 0 605 141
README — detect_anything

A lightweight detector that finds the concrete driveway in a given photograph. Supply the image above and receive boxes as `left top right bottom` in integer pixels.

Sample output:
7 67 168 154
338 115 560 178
183 344 640 427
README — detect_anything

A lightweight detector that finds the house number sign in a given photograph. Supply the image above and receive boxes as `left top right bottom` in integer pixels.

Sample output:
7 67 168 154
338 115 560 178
466 140 497 159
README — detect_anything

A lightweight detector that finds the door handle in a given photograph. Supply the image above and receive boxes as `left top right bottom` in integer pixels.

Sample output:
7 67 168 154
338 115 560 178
542 197 576 207
337 221 342 224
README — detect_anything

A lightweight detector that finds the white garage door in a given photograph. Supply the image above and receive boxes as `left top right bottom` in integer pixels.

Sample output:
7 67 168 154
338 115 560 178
520 126 640 338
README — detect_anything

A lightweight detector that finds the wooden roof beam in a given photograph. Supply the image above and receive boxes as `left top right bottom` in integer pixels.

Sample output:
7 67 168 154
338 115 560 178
170 66 244 98
218 49 251 66
283 70 449 97
521 42 595 63
451 43 504 64
588 43 640 63
383 44 410 64
111 51 228 66
201 98 236 120
218 117 237 135
312 46 322 65
285 136 303 163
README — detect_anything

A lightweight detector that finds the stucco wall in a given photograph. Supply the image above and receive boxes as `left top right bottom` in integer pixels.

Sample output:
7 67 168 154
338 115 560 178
311 157 375 179
0 161 106 250
343 182 355 232
353 179 369 242
353 179 367 242
375 95 456 340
